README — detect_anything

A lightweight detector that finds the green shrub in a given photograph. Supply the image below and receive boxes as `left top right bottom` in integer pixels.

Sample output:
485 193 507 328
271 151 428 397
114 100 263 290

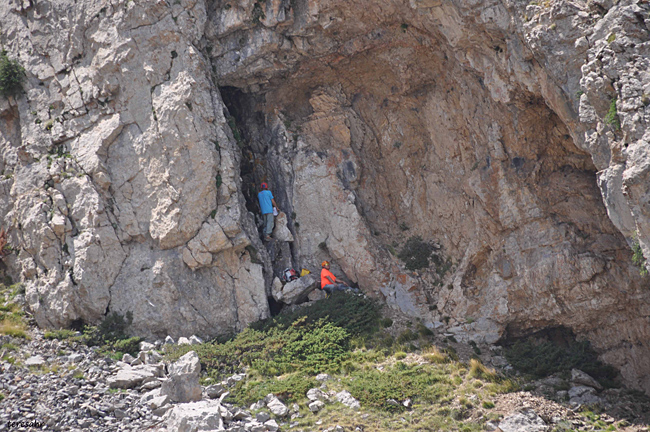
505 338 617 386
396 329 417 344
346 362 454 411
0 51 26 98
416 322 433 337
44 329 77 340
169 317 351 379
397 236 436 271
166 293 383 381
232 372 317 406
604 97 620 130
394 351 407 360
252 291 381 339
112 337 143 356
631 234 648 276
380 317 393 328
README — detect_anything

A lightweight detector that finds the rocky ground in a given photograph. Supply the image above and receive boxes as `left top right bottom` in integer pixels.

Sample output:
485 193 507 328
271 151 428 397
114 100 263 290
2 315 650 432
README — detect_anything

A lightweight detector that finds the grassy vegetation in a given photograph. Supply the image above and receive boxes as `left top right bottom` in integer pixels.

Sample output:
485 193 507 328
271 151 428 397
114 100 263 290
604 97 620 130
39 311 143 359
504 338 617 386
0 283 29 338
631 233 648 276
164 292 520 431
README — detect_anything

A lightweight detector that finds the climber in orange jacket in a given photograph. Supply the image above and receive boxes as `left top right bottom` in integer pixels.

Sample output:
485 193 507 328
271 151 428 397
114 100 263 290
320 261 358 295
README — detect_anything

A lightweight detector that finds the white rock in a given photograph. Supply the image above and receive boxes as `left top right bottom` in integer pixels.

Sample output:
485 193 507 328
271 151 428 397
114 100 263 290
335 391 360 409
164 336 175 345
309 400 325 412
146 395 170 410
163 400 223 432
316 373 331 382
250 400 265 410
307 388 329 402
498 409 548 432
25 355 46 367
161 351 202 403
265 394 288 417
67 353 84 363
205 384 226 399
189 335 204 345
107 364 163 389
265 419 280 431
177 337 191 346
139 341 155 352
145 350 163 364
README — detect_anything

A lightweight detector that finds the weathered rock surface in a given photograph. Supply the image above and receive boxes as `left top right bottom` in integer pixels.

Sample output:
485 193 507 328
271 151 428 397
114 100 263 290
1 0 650 394
160 351 202 403
0 0 269 341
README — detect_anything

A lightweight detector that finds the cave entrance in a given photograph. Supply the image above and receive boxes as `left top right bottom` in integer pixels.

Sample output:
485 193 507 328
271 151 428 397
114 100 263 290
219 86 267 220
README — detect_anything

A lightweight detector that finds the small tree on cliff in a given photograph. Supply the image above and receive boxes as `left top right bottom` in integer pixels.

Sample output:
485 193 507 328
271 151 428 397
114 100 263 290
0 51 26 98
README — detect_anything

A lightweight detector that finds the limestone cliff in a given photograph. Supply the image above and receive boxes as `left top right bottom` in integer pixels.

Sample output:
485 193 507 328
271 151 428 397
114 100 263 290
1 0 650 393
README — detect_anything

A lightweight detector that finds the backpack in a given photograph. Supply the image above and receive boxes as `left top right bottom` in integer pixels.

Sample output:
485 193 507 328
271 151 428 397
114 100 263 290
281 268 299 283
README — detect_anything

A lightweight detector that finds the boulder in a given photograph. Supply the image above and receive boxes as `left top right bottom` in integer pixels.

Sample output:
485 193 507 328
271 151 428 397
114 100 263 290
177 337 191 346
498 409 548 432
309 400 325 412
25 355 46 367
265 394 288 417
107 364 163 389
168 351 201 376
163 400 223 432
306 388 329 402
265 419 280 431
335 390 360 409
144 350 163 364
161 351 202 402
205 383 226 399
273 274 319 304
139 341 155 352
571 369 603 390
308 288 327 302
146 395 170 410
316 373 331 382
568 385 601 405
189 335 204 345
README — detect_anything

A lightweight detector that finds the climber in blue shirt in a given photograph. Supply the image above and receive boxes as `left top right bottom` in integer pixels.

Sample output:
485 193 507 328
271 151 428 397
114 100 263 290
257 182 278 241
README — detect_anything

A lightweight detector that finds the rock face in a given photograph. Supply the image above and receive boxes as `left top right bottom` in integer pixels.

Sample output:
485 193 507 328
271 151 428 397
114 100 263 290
0 0 269 340
1 0 650 394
